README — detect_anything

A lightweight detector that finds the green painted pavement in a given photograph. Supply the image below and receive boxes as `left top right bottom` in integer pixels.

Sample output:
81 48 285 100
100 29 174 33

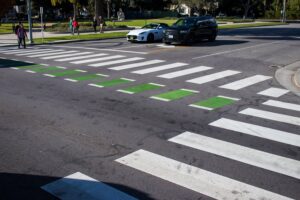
151 89 198 101
45 70 82 77
118 83 164 94
68 74 105 81
191 96 239 110
16 64 42 69
29 66 64 72
91 78 134 88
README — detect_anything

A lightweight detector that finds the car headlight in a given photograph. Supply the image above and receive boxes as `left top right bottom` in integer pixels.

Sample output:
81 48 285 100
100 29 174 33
139 32 146 35
180 30 188 34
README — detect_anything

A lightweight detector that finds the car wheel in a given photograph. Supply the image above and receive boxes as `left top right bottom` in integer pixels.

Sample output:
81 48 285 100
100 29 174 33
208 33 217 42
147 34 154 43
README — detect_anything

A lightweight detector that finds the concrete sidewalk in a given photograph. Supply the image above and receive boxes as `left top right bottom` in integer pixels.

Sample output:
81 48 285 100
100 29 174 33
275 61 300 97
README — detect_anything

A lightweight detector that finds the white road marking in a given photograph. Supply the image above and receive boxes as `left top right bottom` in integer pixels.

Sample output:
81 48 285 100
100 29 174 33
109 60 165 70
116 149 293 200
189 104 213 110
49 45 148 54
149 83 165 87
89 57 144 67
157 66 213 79
88 83 103 88
26 70 36 73
117 89 135 94
193 41 280 60
181 88 199 93
75 70 87 72
258 87 289 97
209 118 300 147
169 132 300 179
263 100 300 112
16 49 60 56
1 48 38 54
150 96 171 102
71 55 125 64
217 95 240 101
132 62 188 74
219 75 272 90
41 52 92 60
41 172 138 200
55 53 108 62
186 70 241 84
239 108 300 126
64 78 78 82
28 51 78 58
43 74 56 77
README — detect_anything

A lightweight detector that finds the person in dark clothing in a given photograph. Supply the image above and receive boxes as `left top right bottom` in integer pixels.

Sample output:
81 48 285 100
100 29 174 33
14 22 21 35
92 16 97 33
17 24 28 49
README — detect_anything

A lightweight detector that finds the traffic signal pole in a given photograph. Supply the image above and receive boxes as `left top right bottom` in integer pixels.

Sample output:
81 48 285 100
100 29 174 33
27 0 33 43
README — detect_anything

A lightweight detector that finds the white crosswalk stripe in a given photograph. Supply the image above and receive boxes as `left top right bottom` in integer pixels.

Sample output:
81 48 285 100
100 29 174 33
258 87 290 97
55 53 108 62
41 52 92 60
132 62 188 74
209 118 300 147
89 57 144 67
109 60 165 70
219 75 272 90
262 100 300 112
116 149 293 200
1 48 40 54
239 108 300 126
27 50 78 58
15 49 59 56
71 55 125 64
186 70 241 84
157 66 213 79
169 132 300 179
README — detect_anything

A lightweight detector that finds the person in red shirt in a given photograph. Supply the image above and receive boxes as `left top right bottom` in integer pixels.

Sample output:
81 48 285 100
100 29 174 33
16 23 28 49
72 18 79 35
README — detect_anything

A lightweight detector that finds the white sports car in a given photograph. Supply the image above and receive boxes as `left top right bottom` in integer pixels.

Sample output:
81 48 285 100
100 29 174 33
127 23 169 42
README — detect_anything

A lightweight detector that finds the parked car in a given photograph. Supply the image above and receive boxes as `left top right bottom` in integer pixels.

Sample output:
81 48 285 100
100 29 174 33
163 16 218 45
127 23 169 43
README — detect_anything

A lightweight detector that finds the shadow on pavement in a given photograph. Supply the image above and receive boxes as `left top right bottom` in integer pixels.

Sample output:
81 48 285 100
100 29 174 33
190 39 248 47
0 59 35 69
0 172 155 200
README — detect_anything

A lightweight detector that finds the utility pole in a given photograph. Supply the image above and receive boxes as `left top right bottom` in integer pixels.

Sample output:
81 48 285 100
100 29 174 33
282 0 287 23
27 0 33 44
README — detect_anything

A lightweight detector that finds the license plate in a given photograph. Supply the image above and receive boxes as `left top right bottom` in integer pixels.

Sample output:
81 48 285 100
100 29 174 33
168 35 173 39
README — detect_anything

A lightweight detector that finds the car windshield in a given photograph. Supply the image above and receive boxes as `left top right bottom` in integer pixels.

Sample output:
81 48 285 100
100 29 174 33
173 18 196 27
142 24 159 29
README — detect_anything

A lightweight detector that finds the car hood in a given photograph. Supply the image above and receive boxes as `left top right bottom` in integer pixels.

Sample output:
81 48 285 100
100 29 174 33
127 29 152 35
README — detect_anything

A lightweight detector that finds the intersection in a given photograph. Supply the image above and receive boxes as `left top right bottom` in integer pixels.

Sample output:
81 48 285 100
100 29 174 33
0 24 299 200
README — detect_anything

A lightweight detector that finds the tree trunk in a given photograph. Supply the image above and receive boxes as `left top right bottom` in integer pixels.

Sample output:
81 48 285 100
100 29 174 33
243 0 251 19
73 4 76 18
95 0 99 22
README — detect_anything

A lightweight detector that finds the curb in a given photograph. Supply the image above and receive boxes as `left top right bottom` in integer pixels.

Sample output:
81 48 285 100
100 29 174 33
292 68 300 88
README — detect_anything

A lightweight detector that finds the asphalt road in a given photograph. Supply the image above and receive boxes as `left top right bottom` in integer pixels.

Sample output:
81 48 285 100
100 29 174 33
0 24 300 200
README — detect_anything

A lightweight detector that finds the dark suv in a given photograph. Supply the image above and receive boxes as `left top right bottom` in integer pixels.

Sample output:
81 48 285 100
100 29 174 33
163 16 218 44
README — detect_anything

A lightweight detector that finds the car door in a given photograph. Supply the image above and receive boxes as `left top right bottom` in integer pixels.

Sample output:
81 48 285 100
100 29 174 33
196 20 211 38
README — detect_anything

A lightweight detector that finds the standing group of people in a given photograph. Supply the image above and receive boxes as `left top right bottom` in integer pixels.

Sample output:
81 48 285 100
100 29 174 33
69 17 80 35
14 22 28 49
92 16 106 33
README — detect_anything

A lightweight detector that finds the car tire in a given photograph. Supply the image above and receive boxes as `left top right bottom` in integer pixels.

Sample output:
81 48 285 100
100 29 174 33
208 32 217 42
147 34 154 43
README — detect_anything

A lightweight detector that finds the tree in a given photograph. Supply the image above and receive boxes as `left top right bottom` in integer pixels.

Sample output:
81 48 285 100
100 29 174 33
240 0 259 19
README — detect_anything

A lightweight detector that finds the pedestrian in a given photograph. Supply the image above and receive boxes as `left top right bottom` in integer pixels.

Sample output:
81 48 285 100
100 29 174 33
92 16 97 33
72 18 80 35
99 16 105 33
68 17 73 35
14 21 21 35
16 23 28 49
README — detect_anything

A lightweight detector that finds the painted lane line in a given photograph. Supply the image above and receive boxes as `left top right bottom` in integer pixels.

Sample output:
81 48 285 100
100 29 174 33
41 172 138 200
2 48 44 54
181 88 199 93
16 49 61 56
75 70 87 73
26 70 36 73
28 51 77 58
40 63 50 66
217 95 240 101
132 62 188 74
71 55 125 64
25 61 34 63
150 96 171 102
258 87 289 97
57 66 66 69
117 89 135 94
41 52 92 60
109 60 165 70
89 57 144 67
64 78 78 82
96 73 109 77
149 83 165 87
55 53 108 62
88 83 104 88
192 41 280 60
158 66 213 79
186 70 241 84
219 75 272 90
189 104 213 110
43 74 56 77
11 67 19 70
122 78 135 81
263 100 300 112
116 149 293 200
239 108 300 126
49 45 148 55
169 132 300 179
209 118 300 147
